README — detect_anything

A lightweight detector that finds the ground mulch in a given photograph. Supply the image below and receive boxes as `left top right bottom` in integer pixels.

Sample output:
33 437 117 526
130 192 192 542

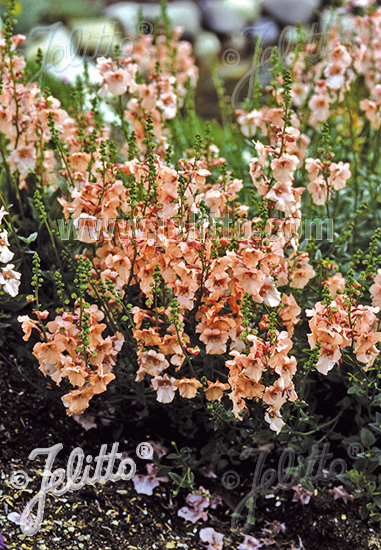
0 358 380 550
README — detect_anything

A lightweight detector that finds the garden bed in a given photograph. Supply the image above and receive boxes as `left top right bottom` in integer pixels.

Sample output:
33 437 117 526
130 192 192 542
1 361 380 550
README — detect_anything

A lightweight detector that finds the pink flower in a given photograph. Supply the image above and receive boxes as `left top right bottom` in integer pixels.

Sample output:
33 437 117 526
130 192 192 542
354 333 381 369
132 463 168 496
360 99 381 129
370 269 381 308
7 505 34 530
178 505 208 523
332 485 354 504
174 378 203 399
270 154 299 183
265 181 296 216
17 314 40 341
132 473 160 496
315 345 342 375
330 162 351 190
204 380 230 402
307 177 328 205
9 145 36 176
238 535 263 550
74 214 100 243
147 441 168 459
200 527 224 550
237 109 264 137
178 487 221 524
72 414 97 431
289 253 316 289
292 484 313 505
308 94 331 122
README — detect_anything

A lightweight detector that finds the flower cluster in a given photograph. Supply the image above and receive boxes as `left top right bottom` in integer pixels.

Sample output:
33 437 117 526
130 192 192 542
52 100 313 428
98 29 198 153
0 23 322 432
226 329 298 433
0 34 80 190
178 486 221 523
0 206 20 296
305 158 351 206
307 289 381 375
18 304 124 415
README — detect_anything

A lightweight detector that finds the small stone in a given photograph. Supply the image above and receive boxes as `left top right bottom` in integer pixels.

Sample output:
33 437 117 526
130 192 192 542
201 0 246 35
247 16 280 49
25 24 102 85
104 3 139 36
221 0 261 23
165 1 202 38
105 1 201 39
217 58 252 81
262 0 321 25
229 32 247 52
194 32 221 62
68 18 122 56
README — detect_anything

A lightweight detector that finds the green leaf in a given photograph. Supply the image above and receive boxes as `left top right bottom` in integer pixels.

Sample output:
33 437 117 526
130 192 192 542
18 232 38 244
168 472 184 486
301 480 315 493
360 428 376 448
155 467 170 478
372 395 381 407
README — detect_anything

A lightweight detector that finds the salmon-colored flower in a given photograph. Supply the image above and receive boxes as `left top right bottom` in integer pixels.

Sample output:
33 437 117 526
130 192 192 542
270 154 299 183
17 314 40 341
323 273 346 298
138 349 170 378
9 145 36 176
204 380 230 402
174 378 202 399
370 269 381 308
308 94 331 122
151 374 177 403
62 387 94 416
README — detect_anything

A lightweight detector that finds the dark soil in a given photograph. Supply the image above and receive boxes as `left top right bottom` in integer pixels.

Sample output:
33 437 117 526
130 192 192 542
0 359 380 550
